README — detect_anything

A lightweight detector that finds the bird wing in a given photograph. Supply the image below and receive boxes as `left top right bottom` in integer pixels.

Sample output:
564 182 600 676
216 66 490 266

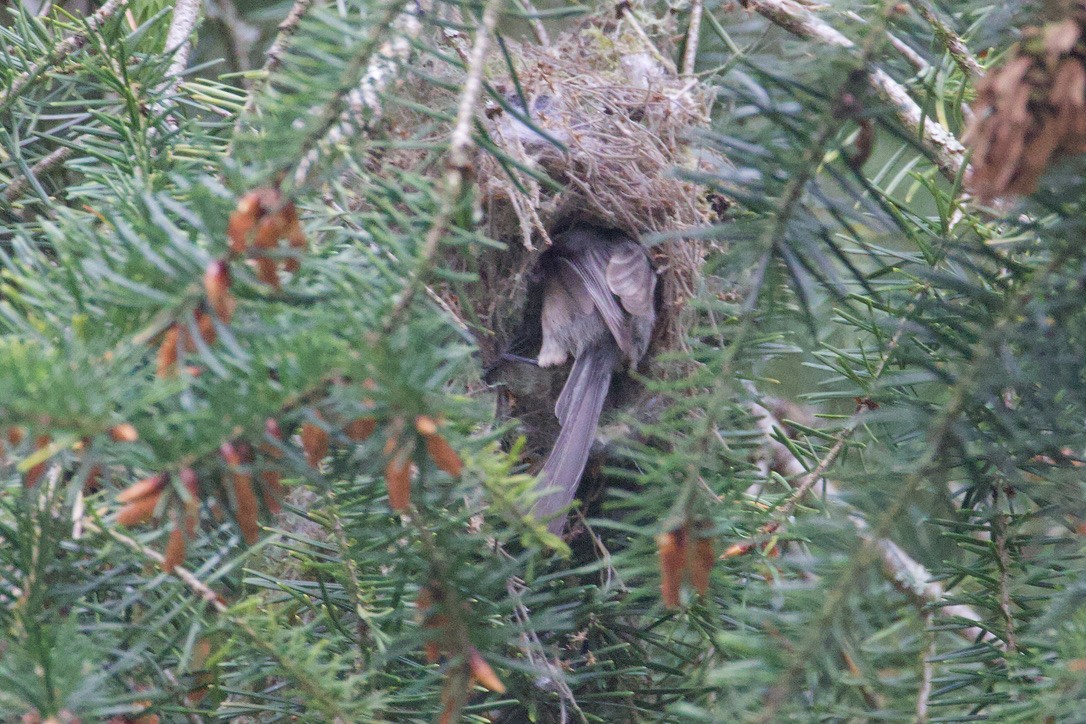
606 241 656 318
555 252 634 359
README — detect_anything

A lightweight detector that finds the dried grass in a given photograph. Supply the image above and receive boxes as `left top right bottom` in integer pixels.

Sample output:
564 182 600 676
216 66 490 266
469 24 716 352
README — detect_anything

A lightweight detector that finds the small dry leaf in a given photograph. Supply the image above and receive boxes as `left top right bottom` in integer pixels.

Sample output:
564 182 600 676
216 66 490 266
425 434 463 477
227 188 281 254
219 442 243 467
283 204 306 273
118 472 169 503
259 470 284 515
232 472 260 545
849 119 875 171
163 524 186 572
345 417 377 441
85 463 103 492
251 209 288 251
689 530 715 596
301 420 330 468
24 435 50 488
721 542 753 558
657 529 686 609
118 488 163 527
156 325 181 377
966 14 1086 199
416 584 448 663
385 454 412 511
179 467 200 536
265 417 284 443
194 309 216 347
415 415 439 436
204 260 235 323
7 427 24 446
468 647 506 693
254 256 280 289
109 423 139 443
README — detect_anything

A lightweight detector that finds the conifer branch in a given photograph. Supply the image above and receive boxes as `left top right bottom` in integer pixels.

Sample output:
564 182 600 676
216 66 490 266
3 145 73 203
1 0 131 110
384 0 503 330
85 519 352 708
992 511 1018 653
290 0 418 187
909 0 984 81
757 237 1074 717
740 0 969 182
238 0 316 123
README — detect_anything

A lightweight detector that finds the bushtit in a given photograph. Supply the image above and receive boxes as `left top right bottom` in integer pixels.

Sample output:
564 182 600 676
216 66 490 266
533 226 656 534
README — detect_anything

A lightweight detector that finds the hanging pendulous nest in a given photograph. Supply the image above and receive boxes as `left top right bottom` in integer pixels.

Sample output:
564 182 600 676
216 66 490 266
454 22 717 363
966 13 1086 201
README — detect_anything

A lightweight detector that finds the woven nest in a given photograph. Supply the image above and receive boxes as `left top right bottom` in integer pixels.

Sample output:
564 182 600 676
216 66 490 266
451 24 716 362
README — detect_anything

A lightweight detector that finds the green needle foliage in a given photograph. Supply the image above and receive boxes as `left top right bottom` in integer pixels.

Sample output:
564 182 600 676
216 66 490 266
1 0 1086 721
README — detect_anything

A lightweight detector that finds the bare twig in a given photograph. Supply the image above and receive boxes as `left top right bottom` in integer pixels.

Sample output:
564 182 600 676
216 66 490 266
513 0 550 46
862 521 998 646
992 512 1017 652
145 0 203 133
508 577 589 724
383 0 503 329
617 1 676 75
845 8 974 124
916 611 934 723
3 145 74 202
742 0 969 183
292 4 422 187
909 0 983 81
87 520 226 609
682 0 705 79
847 11 929 74
163 0 203 85
239 0 317 120
888 33 929 73
1 0 131 108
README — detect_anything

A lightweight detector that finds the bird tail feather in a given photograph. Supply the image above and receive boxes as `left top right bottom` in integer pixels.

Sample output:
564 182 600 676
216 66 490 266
535 345 616 534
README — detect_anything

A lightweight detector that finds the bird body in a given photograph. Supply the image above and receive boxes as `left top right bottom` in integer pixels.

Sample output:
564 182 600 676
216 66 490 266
534 227 656 534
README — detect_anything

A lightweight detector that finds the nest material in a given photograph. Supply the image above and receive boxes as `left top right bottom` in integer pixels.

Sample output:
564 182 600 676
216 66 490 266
467 25 715 354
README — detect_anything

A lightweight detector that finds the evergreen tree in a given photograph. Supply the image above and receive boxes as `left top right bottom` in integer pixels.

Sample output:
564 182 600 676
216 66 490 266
2 0 1086 721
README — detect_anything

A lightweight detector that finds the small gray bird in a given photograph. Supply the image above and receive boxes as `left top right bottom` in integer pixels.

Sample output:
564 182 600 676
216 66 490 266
534 226 657 534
